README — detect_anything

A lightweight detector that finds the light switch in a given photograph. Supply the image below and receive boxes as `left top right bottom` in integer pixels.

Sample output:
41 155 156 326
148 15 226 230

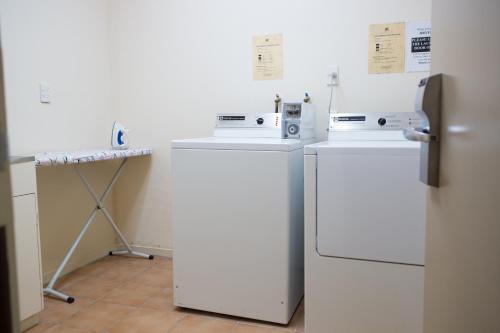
39 82 50 103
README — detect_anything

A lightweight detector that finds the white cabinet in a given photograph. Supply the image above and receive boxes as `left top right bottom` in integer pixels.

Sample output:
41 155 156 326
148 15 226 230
10 161 43 331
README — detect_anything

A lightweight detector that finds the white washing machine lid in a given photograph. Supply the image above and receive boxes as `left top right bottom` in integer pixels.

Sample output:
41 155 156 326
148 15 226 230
304 139 420 155
172 137 309 152
305 130 420 155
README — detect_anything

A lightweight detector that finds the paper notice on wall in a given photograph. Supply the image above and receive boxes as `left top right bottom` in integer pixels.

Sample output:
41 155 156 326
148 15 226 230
368 22 405 74
405 21 431 72
253 34 283 80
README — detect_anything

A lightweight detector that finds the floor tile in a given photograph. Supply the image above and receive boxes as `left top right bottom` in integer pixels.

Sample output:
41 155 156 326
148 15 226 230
37 256 300 333
89 260 148 283
51 270 88 290
164 300 295 332
288 300 304 333
100 280 164 306
59 275 119 300
72 257 118 277
40 296 94 324
141 287 175 312
233 323 294 333
168 315 236 333
108 308 186 333
234 300 302 332
236 318 294 332
129 267 172 288
63 301 139 331
173 307 241 322
174 308 294 332
25 322 56 333
103 255 157 269
43 324 95 333
153 256 173 271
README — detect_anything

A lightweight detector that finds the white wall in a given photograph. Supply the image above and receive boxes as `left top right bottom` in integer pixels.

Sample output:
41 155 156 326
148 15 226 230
0 0 117 278
108 0 431 253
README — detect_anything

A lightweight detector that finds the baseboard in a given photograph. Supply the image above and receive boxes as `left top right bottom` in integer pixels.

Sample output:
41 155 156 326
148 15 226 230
42 250 110 284
126 244 173 258
42 245 172 284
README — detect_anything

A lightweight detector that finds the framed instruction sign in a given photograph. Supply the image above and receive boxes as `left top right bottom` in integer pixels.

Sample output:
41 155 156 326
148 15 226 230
252 34 283 80
368 22 405 74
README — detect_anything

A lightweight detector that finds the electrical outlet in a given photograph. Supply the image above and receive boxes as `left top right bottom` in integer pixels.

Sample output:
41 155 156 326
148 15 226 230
39 82 50 103
327 65 339 86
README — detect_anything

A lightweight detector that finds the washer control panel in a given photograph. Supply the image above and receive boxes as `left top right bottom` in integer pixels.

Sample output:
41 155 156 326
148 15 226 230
329 112 422 131
216 113 281 129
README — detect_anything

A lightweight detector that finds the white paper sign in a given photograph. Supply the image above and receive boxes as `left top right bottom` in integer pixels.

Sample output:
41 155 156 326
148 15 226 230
253 34 283 80
405 21 431 72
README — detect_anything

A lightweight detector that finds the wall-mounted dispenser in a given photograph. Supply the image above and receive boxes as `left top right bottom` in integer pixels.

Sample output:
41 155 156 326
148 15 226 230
403 74 443 187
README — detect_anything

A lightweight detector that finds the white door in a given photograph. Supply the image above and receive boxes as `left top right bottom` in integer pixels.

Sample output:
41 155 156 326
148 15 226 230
0 36 20 332
424 1 500 332
316 144 426 265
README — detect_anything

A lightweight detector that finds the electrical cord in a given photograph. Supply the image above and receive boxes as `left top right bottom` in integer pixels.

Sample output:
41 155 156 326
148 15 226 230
328 80 337 114
328 83 334 114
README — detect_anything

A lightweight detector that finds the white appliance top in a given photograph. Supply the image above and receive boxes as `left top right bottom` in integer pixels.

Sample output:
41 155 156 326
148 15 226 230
172 137 312 152
304 138 420 154
305 112 421 154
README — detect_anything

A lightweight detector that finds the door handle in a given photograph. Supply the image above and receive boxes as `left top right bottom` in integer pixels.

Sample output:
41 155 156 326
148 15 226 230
407 74 442 187
403 127 436 143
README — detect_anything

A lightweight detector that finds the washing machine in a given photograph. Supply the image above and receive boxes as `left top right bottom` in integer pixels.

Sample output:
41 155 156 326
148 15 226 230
304 113 426 333
171 110 314 324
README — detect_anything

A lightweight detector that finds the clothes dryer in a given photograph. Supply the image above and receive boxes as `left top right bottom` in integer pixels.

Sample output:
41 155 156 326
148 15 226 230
304 113 426 333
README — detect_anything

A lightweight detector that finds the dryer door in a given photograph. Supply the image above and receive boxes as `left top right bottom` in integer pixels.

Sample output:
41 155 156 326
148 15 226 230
316 145 426 265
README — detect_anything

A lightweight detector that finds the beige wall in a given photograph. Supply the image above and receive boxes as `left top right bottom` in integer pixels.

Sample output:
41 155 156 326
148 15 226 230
0 0 116 279
107 0 431 253
0 0 433 264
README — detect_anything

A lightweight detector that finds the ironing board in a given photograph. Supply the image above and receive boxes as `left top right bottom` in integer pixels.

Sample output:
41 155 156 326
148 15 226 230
35 148 152 303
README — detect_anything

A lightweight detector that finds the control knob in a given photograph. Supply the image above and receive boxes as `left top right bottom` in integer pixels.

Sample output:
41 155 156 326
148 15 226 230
288 123 300 135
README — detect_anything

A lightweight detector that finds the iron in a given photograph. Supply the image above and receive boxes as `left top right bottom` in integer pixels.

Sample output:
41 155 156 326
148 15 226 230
111 121 130 150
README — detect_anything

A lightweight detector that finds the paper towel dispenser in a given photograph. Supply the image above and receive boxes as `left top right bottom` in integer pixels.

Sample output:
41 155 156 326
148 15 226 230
404 74 443 187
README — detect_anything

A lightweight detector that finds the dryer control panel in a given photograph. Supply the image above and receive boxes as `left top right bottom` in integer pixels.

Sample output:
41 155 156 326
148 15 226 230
329 112 422 131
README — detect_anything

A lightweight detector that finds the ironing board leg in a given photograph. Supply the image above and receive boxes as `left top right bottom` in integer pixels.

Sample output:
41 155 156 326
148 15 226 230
44 288 75 304
44 158 153 303
100 207 154 259
43 206 99 303
76 158 154 260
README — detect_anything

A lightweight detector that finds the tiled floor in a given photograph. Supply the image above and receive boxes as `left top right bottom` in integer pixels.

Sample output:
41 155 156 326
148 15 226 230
28 255 304 333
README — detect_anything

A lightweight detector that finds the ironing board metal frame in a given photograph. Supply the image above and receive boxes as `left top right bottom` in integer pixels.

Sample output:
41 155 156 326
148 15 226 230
43 157 153 303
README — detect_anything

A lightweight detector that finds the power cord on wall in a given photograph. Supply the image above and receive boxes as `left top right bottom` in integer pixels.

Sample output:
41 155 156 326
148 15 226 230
327 82 337 114
327 69 339 114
